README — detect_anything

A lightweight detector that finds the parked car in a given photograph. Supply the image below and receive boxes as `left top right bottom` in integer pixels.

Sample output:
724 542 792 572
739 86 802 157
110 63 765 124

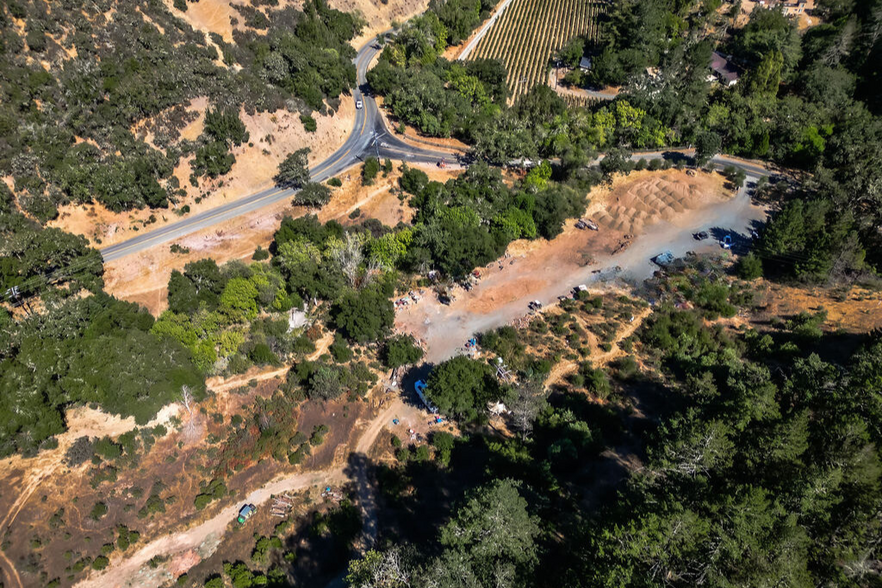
355 99 363 109
693 231 709 241
237 504 257 524
653 251 675 266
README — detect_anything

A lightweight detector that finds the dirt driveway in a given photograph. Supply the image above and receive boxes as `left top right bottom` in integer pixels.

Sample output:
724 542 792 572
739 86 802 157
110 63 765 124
397 170 766 363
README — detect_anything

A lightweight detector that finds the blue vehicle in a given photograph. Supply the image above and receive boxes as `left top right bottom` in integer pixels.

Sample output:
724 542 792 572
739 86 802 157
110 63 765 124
653 251 675 266
237 504 256 524
414 380 438 414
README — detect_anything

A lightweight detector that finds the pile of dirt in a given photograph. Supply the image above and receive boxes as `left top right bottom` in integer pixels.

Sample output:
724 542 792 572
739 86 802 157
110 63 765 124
592 170 727 236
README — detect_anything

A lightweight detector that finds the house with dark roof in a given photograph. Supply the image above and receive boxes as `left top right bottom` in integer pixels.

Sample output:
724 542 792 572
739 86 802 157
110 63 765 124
709 52 740 86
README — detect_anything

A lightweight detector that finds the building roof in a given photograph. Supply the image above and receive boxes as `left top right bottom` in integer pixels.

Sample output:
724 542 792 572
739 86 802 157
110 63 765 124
579 56 592 69
710 51 739 83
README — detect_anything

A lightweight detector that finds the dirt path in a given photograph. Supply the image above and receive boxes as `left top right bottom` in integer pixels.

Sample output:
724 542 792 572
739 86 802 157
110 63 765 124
545 304 654 388
74 399 405 588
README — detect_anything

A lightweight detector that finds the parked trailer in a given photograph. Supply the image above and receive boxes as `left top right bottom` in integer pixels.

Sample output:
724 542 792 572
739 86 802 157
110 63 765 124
414 380 439 414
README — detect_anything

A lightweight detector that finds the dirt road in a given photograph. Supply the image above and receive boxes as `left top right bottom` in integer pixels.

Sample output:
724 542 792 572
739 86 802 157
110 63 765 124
75 399 405 588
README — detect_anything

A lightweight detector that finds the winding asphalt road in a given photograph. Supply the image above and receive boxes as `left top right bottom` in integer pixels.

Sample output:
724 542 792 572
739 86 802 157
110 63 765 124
99 40 450 263
99 36 771 263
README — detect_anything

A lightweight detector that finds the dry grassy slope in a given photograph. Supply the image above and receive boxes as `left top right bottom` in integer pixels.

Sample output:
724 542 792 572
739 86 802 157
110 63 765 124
167 0 432 48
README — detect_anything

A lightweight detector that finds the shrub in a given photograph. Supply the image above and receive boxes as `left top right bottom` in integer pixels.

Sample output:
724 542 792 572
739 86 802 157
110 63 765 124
194 479 227 510
94 437 122 460
362 157 380 185
300 114 317 132
252 246 270 261
249 343 280 366
92 556 110 570
612 356 639 380
90 502 108 521
310 424 329 446
736 252 763 280
328 177 343 187
382 334 423 368
414 445 430 462
329 334 353 363
116 525 140 550
65 437 95 467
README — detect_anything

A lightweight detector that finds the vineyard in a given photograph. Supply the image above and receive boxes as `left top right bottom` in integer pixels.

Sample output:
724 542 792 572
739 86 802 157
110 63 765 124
466 0 605 103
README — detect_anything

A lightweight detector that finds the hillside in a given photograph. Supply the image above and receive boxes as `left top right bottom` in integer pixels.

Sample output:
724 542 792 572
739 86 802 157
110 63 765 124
0 0 361 227
0 0 881 587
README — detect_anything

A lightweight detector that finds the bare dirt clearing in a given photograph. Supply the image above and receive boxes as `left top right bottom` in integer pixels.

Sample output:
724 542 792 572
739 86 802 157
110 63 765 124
161 0 431 50
396 170 758 362
753 282 882 333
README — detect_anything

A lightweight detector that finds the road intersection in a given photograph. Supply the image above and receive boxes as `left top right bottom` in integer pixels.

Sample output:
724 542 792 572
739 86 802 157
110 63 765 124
100 38 770 263
100 40 449 262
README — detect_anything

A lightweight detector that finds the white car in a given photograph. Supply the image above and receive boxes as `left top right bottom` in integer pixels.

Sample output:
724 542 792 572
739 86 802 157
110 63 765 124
355 99 363 109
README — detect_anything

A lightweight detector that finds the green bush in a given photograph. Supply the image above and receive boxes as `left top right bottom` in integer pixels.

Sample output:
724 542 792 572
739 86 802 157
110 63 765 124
94 437 122 460
91 556 110 570
300 114 318 132
249 343 280 366
414 445 430 462
612 356 639 380
330 334 353 363
90 502 108 521
194 479 227 510
362 157 380 185
736 252 763 280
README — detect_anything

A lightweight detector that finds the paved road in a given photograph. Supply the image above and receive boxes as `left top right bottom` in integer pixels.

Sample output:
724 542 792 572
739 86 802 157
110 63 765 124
100 39 450 263
100 36 772 262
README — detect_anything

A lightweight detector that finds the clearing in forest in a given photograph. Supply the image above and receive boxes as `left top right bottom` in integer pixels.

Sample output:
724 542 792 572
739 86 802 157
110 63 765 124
466 0 604 103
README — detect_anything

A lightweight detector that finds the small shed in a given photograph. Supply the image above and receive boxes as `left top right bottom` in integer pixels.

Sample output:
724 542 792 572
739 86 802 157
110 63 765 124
579 56 592 71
